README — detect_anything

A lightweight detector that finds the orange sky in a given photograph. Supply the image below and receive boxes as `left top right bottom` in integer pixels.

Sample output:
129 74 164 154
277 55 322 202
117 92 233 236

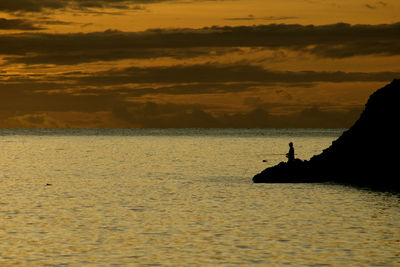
1 0 400 128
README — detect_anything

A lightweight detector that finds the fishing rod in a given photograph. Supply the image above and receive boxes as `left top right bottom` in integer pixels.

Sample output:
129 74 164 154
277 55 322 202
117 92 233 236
262 153 297 162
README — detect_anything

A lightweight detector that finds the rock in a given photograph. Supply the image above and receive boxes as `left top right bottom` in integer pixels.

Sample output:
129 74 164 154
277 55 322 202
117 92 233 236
253 79 400 191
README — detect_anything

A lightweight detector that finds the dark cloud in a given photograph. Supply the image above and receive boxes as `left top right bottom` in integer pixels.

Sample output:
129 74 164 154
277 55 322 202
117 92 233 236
224 15 298 21
0 18 43 30
75 64 400 85
1 22 399 65
222 106 363 128
2 64 399 95
3 47 232 65
0 62 378 128
0 1 65 12
224 14 257 21
364 1 388 9
74 82 264 97
37 19 75 26
110 101 362 128
1 98 362 128
0 84 121 118
0 63 396 126
111 102 221 128
0 0 219 13
365 4 376 9
15 113 65 127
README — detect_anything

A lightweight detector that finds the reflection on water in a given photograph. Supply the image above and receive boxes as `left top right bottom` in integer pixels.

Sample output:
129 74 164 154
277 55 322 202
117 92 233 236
0 129 399 266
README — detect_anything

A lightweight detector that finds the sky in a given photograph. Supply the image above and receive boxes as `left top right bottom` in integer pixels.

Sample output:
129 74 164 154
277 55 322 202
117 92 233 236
1 0 399 128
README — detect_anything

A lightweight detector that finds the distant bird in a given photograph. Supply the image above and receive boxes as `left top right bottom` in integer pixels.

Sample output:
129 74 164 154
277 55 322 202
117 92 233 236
46 183 52 186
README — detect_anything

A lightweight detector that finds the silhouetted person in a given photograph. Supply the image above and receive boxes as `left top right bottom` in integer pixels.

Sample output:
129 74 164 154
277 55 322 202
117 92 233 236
286 142 295 163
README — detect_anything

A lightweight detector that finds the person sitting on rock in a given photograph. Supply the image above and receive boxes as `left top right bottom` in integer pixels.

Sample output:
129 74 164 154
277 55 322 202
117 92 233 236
286 142 295 163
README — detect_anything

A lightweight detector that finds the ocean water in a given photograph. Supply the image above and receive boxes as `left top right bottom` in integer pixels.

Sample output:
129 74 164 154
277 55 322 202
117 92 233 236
0 128 399 266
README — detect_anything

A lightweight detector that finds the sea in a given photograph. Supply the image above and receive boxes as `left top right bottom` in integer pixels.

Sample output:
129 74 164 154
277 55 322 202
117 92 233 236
0 128 399 266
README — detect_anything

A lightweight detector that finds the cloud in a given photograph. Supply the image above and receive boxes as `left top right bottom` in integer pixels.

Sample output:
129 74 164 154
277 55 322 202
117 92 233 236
224 14 257 21
74 64 400 85
224 15 298 21
111 102 221 128
0 1 65 12
2 113 67 128
1 22 400 65
364 1 388 9
0 0 221 13
0 62 384 128
2 64 399 97
1 99 362 128
36 19 75 26
364 4 376 9
0 18 43 30
110 101 362 128
1 63 396 127
0 0 126 12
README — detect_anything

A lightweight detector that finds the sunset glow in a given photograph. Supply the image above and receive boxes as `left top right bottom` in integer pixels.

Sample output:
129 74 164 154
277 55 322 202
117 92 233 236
1 0 400 127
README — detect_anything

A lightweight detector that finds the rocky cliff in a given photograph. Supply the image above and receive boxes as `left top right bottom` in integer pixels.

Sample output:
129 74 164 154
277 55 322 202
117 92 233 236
253 79 400 191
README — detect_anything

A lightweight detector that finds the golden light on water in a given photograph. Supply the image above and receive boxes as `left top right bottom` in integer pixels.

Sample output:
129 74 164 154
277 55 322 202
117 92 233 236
1 129 399 265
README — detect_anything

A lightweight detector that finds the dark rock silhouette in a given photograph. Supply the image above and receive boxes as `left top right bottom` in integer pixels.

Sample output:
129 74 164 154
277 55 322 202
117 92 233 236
253 79 400 191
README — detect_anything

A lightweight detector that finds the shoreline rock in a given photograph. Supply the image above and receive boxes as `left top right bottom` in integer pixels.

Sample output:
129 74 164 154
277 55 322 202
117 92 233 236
253 79 400 191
